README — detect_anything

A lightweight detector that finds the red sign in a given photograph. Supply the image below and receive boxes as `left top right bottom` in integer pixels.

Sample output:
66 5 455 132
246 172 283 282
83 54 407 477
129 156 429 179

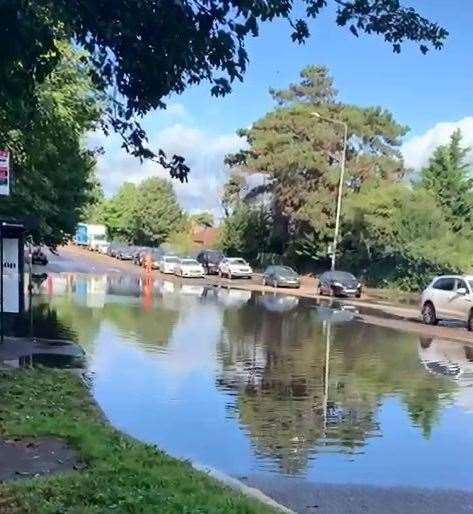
0 150 10 196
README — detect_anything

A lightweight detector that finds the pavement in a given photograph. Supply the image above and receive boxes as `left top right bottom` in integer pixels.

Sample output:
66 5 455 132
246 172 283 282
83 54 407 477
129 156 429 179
0 337 85 369
240 476 473 514
0 437 80 482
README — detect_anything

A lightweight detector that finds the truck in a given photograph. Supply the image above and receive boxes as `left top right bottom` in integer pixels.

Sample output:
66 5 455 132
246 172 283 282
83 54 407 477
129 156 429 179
87 224 109 253
74 223 89 246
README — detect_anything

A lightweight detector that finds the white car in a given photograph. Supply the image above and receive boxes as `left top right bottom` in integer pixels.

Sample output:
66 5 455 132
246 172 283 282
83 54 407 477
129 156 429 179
159 255 179 274
96 242 110 255
218 257 253 279
174 258 205 278
421 275 473 331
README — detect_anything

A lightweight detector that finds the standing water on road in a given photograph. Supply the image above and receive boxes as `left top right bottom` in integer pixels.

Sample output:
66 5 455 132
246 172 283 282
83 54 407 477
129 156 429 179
33 273 473 491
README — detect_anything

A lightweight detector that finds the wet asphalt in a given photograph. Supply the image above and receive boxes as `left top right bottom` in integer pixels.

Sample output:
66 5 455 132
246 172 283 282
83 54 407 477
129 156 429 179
241 475 473 514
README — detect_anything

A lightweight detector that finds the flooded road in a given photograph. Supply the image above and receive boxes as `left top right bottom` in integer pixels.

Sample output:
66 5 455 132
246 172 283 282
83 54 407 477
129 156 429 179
30 272 473 508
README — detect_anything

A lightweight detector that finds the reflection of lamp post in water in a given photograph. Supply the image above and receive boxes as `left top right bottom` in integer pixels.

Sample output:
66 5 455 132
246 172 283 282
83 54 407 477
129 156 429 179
322 320 332 435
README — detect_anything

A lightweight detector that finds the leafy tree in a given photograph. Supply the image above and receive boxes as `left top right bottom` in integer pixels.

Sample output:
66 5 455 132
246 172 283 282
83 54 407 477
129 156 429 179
82 175 107 223
227 66 408 263
221 174 246 216
135 177 184 246
103 183 141 243
220 204 271 261
419 130 473 233
344 181 473 289
191 212 214 228
0 42 102 246
1 1 447 178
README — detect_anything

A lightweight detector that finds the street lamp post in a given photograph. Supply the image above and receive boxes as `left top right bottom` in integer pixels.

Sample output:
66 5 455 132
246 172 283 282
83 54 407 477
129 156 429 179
312 112 348 271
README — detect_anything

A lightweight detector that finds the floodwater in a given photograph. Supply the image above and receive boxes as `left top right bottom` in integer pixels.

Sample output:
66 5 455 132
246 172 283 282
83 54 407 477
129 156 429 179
31 273 473 491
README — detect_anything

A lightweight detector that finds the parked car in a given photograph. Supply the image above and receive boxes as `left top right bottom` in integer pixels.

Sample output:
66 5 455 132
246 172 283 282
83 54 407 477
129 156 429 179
107 242 123 258
132 247 148 266
159 255 180 274
174 258 205 278
317 271 362 298
218 258 253 279
31 246 48 266
116 245 135 260
197 250 224 275
421 275 473 331
262 265 300 288
148 248 164 269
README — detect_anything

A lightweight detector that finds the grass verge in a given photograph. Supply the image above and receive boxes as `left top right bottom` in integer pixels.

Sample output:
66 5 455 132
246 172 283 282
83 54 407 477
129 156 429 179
0 368 279 514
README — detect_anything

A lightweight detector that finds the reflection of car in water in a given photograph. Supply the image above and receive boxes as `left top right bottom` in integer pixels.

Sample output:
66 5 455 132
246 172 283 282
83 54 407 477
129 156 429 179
257 293 299 313
313 304 357 323
179 284 205 296
215 288 252 307
106 275 142 297
418 336 473 379
418 337 473 412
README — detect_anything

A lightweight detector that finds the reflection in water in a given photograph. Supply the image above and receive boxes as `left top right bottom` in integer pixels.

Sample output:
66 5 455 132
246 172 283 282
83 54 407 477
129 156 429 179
31 273 473 490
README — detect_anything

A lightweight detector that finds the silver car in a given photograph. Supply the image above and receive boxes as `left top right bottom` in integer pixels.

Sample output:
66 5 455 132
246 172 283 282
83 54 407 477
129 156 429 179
421 275 473 331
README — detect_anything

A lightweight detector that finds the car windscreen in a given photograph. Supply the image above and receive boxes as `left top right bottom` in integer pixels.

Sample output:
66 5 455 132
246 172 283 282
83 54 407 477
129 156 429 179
229 259 247 265
181 259 198 264
323 271 357 282
274 266 296 275
164 257 179 263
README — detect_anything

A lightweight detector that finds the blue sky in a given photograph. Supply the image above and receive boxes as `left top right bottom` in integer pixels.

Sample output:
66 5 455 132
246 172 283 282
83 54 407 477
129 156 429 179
95 0 473 217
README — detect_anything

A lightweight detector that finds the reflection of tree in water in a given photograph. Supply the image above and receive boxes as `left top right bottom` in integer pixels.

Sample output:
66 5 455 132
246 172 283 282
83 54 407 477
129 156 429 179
217 303 456 474
101 302 179 350
38 299 102 350
11 302 78 341
332 324 456 439
38 288 179 353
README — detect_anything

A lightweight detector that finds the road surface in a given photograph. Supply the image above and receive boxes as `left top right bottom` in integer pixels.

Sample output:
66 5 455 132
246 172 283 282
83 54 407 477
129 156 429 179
46 246 473 344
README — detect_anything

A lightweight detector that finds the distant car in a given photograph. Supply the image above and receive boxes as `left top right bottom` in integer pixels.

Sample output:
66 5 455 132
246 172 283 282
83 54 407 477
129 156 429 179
421 275 473 331
159 255 180 274
140 248 163 269
116 245 135 260
97 243 110 255
174 258 205 278
131 247 146 265
107 242 122 258
262 265 300 288
197 250 224 275
318 271 362 298
218 258 253 279
31 247 48 266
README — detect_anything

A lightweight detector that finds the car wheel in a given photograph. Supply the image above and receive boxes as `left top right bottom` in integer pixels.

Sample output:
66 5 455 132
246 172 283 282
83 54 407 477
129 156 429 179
468 310 473 332
422 302 438 325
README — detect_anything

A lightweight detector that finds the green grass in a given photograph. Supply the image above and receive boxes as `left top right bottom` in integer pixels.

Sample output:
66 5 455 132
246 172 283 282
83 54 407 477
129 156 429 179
0 368 279 514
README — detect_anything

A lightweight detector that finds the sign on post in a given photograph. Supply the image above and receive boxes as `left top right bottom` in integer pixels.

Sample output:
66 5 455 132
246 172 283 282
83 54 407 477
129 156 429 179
0 150 10 196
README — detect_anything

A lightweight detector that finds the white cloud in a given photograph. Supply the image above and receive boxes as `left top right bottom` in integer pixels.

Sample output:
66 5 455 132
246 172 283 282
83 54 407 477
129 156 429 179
91 113 244 219
401 117 473 171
